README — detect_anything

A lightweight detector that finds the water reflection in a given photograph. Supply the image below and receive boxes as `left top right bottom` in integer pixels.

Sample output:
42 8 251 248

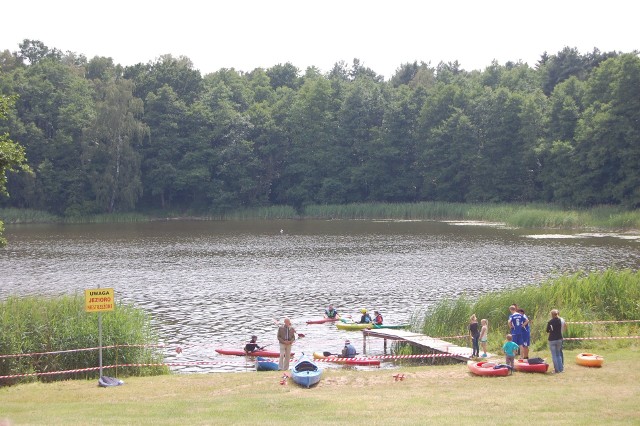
1 220 638 372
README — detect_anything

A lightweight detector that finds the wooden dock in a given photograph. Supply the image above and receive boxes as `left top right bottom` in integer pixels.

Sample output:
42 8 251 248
362 329 488 362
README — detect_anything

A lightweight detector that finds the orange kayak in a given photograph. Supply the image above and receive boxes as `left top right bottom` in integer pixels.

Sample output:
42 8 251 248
576 353 604 367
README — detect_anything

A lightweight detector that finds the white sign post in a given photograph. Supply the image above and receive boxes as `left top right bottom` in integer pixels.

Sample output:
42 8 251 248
85 288 115 377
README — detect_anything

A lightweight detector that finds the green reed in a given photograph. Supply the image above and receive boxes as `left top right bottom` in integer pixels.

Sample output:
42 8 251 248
0 295 168 385
0 208 60 223
63 212 150 223
412 269 640 355
2 203 638 229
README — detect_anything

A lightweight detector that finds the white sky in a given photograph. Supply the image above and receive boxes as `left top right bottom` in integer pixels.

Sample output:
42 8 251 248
1 0 638 79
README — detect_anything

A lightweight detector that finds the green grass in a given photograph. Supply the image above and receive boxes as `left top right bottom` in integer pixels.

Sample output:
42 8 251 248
0 347 637 425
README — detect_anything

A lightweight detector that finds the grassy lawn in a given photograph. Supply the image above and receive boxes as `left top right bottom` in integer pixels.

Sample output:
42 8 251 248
1 347 638 425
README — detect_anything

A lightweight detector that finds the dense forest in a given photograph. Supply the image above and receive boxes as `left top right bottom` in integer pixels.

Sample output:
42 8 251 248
0 40 639 217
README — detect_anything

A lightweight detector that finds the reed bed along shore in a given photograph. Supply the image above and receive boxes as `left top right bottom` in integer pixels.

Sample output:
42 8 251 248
2 202 639 229
414 269 640 355
0 295 167 385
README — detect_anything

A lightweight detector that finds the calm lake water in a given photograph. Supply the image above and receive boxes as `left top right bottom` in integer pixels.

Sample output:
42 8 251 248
1 219 639 372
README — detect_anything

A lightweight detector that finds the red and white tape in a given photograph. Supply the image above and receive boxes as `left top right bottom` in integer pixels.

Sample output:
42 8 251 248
0 360 258 380
0 343 171 359
567 320 640 324
564 336 640 340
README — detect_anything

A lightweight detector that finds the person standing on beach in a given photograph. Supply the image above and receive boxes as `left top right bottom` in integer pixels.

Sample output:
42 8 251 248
508 305 524 355
518 308 531 359
277 317 296 370
502 334 519 371
469 314 480 357
479 319 489 357
546 309 564 373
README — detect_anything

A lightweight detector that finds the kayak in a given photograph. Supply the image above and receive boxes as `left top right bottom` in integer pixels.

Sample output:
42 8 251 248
576 353 604 367
256 356 279 371
336 322 373 330
373 324 410 329
313 351 381 366
215 349 293 358
467 361 510 376
291 354 322 388
306 317 340 324
336 322 409 330
514 359 549 373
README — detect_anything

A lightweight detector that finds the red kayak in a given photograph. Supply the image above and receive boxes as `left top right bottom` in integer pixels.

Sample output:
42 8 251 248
514 359 549 373
306 318 340 324
467 361 510 376
215 349 293 358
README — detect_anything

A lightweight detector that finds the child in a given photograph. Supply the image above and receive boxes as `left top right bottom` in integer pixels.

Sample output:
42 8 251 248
502 333 519 370
244 335 263 353
479 319 488 357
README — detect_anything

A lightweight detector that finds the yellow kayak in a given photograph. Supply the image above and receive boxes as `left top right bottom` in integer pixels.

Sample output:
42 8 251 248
335 322 373 330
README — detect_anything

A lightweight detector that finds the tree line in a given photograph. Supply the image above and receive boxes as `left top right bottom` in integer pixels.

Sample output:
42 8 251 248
1 40 638 217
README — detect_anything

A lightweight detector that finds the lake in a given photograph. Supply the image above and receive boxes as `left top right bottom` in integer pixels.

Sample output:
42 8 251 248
1 219 638 372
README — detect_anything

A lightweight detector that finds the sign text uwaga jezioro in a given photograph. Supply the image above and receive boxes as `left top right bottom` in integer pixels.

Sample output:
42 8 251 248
85 288 114 380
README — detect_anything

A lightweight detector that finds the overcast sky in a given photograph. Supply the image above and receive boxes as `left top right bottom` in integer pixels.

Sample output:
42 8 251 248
2 0 638 79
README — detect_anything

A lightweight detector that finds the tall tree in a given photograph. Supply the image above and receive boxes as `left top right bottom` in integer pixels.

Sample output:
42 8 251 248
572 54 640 207
0 95 31 246
83 78 148 212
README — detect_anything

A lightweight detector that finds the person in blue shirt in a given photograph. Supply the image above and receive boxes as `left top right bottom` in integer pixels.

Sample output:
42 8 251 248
518 308 531 359
508 305 524 355
358 309 372 324
502 334 519 370
341 339 357 358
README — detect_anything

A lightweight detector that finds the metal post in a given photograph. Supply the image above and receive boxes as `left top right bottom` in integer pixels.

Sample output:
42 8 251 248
98 312 103 377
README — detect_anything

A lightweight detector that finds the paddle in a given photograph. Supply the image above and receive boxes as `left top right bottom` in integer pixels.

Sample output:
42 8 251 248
323 351 359 357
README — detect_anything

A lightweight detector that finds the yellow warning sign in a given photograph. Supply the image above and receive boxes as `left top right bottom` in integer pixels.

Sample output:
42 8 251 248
85 288 115 312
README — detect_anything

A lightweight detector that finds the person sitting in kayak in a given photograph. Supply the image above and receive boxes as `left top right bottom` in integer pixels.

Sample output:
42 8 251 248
341 339 357 358
324 304 339 319
373 310 383 325
244 335 263 354
358 309 372 323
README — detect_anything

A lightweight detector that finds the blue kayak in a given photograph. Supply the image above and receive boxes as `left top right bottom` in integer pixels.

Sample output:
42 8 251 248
290 354 322 388
256 356 279 371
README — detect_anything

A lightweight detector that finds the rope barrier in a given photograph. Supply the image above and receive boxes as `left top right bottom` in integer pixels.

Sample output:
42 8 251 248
564 336 640 340
0 360 258 380
0 343 174 359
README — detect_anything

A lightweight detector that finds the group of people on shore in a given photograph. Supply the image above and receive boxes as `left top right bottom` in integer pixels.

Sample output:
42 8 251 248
252 303 569 373
243 304 382 371
470 303 567 373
